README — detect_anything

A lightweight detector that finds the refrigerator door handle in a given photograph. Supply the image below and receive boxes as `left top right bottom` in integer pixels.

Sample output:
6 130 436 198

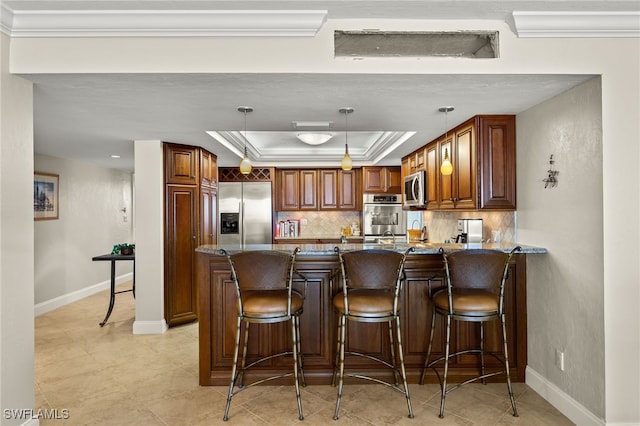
240 201 245 245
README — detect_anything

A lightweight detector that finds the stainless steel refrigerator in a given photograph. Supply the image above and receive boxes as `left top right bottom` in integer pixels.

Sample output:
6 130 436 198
218 182 273 245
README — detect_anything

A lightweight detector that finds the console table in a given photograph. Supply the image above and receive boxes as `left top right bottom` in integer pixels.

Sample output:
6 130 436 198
92 253 135 326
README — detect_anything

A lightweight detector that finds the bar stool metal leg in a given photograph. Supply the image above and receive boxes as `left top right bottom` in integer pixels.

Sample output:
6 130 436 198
333 313 347 420
395 315 414 418
291 315 304 420
223 316 243 421
502 313 519 417
419 308 438 385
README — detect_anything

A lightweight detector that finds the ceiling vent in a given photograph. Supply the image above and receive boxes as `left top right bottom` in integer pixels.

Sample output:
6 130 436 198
334 30 499 58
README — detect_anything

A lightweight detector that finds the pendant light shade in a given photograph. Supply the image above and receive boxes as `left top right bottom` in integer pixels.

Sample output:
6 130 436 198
439 106 454 176
440 147 454 175
339 107 354 171
238 106 253 175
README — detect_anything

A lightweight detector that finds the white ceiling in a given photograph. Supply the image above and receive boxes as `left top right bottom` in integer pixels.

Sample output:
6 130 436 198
6 1 638 172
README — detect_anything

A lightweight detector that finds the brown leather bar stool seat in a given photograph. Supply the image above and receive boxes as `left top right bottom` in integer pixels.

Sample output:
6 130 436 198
221 248 307 421
420 247 522 419
332 247 414 420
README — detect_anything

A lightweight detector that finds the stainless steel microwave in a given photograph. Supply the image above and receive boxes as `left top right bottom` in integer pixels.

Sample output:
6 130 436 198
404 171 426 207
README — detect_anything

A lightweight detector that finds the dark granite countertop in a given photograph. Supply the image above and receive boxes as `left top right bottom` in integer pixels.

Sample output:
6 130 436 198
196 242 547 255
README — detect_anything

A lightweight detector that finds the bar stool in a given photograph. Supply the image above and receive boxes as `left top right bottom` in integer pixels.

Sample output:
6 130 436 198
420 247 521 418
332 247 414 420
221 247 307 421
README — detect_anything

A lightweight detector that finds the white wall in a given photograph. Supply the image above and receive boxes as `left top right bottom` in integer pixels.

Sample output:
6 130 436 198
1 33 35 426
132 140 166 334
34 154 133 306
4 17 640 424
517 77 605 419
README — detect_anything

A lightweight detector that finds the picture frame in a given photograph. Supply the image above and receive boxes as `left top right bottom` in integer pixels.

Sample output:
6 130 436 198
34 172 59 220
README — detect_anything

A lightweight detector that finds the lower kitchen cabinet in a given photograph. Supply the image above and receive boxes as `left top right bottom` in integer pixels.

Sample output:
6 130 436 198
197 250 527 386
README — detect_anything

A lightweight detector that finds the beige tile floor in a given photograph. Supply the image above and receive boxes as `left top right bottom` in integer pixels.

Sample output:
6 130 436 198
35 282 575 425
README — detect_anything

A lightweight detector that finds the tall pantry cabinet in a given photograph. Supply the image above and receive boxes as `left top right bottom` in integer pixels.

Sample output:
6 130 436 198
163 142 217 327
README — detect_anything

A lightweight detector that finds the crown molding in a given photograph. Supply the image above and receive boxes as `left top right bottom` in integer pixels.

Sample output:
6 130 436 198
513 11 640 38
2 8 328 38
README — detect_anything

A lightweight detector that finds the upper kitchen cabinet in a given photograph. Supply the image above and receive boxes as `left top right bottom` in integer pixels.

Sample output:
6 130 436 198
438 121 476 210
165 143 199 185
200 150 218 188
276 169 318 211
362 166 401 194
403 115 516 211
277 168 360 211
319 169 360 210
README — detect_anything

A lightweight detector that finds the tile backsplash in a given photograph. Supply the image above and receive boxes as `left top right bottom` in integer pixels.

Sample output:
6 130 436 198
277 211 361 237
422 210 516 243
276 209 515 243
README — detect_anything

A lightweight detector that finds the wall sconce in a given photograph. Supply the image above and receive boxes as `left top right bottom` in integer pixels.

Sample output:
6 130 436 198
543 154 559 188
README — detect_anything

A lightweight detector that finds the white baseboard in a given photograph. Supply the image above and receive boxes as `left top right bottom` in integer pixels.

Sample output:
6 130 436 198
34 273 133 316
133 319 167 335
526 366 605 426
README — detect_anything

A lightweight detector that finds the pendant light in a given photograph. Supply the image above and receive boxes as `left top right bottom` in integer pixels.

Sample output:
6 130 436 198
339 107 354 171
439 106 454 176
238 106 253 175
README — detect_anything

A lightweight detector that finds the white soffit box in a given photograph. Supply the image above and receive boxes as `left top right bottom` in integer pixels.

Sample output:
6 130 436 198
513 11 640 38
3 8 328 37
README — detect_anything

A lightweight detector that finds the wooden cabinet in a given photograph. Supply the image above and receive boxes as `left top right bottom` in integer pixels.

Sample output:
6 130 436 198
200 186 217 246
362 166 402 194
300 170 319 210
276 169 318 211
164 142 218 327
165 185 199 326
437 122 476 210
425 142 439 209
402 115 516 211
198 250 527 386
277 168 360 211
200 150 217 188
165 144 199 185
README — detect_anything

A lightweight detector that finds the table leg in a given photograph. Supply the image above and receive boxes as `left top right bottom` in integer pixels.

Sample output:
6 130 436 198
99 260 117 327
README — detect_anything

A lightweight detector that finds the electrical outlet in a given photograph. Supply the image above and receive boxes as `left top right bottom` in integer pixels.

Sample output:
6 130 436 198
555 349 565 371
301 219 308 225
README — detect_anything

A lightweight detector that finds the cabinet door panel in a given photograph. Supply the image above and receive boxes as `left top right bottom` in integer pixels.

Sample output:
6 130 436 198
438 138 454 209
479 116 517 209
320 170 338 209
386 167 402 194
338 169 358 210
165 144 198 185
426 143 439 209
300 169 318 210
165 185 198 326
278 170 300 210
454 124 476 209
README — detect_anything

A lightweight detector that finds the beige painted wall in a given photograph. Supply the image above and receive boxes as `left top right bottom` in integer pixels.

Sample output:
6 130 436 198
1 33 35 426
34 154 134 304
517 77 605 417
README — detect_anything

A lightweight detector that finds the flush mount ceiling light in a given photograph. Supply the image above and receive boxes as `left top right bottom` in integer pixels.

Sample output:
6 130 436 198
439 106 454 176
339 107 354 171
296 132 334 145
238 106 253 175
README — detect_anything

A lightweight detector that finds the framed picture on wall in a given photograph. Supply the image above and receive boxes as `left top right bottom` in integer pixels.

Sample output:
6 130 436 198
34 172 59 220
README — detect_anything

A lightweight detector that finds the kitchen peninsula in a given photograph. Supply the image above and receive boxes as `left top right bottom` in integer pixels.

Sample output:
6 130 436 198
197 242 546 386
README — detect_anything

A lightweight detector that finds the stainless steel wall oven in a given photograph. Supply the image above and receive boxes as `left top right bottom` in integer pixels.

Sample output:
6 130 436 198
362 194 407 243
